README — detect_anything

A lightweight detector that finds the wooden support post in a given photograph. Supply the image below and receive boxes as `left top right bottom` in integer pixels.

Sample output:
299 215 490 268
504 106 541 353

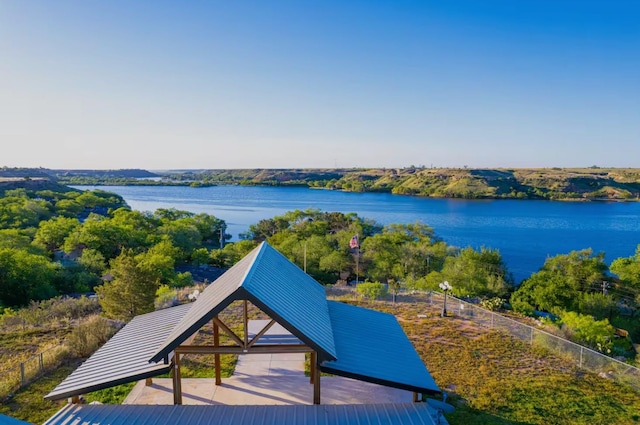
145 378 153 386
213 318 221 385
70 395 80 404
173 354 183 405
243 300 249 349
309 352 316 384
413 392 419 402
312 352 320 405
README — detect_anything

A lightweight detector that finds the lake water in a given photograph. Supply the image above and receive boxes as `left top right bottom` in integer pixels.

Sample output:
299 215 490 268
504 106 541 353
75 185 640 283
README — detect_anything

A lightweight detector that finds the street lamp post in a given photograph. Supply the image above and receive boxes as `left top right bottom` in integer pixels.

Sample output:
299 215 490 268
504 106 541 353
439 281 452 317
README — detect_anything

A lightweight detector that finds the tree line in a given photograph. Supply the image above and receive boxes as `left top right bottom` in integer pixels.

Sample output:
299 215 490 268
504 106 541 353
51 167 640 201
0 187 227 318
1 187 639 356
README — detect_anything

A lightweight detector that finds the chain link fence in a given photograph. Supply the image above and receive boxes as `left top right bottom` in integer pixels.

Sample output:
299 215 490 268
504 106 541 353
426 291 640 392
0 344 67 400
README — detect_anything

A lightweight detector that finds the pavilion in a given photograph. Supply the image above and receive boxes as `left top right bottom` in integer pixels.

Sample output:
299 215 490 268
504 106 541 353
45 242 445 424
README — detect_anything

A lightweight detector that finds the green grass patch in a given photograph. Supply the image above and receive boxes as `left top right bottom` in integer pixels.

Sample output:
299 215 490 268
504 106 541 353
180 354 237 378
360 297 640 425
0 364 75 425
83 382 137 405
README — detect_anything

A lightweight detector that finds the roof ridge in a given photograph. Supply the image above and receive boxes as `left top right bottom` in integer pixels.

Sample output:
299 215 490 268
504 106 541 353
239 241 266 288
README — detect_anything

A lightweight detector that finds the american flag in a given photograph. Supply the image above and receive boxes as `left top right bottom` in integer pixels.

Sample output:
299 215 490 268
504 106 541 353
349 234 359 249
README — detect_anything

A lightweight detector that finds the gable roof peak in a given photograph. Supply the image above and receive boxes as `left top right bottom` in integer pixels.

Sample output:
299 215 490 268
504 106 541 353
150 241 337 363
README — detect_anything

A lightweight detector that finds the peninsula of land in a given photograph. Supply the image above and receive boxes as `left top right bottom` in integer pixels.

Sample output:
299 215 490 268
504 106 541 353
3 167 640 201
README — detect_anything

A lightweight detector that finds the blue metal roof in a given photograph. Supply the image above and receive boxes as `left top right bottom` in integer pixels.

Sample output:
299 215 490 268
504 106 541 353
321 301 441 395
151 242 336 363
0 414 33 425
242 243 336 361
45 403 439 425
150 246 261 363
46 303 192 401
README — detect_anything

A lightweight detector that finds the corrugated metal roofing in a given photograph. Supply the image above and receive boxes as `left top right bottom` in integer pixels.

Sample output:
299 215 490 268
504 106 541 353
45 303 192 401
242 243 336 360
45 403 438 425
321 301 441 395
151 242 336 363
0 414 33 425
149 246 260 362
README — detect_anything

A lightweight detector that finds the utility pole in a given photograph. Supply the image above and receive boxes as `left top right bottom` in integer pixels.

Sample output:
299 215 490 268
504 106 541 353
356 247 360 284
219 225 226 249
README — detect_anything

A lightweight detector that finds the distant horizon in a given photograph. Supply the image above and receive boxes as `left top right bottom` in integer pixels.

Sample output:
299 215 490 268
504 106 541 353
4 164 640 172
5 164 640 172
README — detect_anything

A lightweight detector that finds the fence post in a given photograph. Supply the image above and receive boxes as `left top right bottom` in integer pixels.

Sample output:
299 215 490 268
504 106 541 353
40 352 44 373
20 362 25 387
579 347 584 368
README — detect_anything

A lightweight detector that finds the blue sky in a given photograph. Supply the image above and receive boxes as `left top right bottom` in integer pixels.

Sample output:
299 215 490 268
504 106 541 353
1 1 638 169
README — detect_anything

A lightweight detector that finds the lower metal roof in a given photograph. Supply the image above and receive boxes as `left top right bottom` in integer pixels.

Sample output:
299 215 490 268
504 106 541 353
45 403 440 425
0 414 33 425
46 303 192 401
321 301 441 395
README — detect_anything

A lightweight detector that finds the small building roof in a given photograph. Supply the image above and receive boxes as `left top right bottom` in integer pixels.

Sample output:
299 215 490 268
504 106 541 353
321 301 440 395
45 303 192 401
151 242 336 363
45 403 440 425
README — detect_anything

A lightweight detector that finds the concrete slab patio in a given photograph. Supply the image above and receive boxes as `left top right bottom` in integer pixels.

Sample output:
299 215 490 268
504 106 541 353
124 351 413 406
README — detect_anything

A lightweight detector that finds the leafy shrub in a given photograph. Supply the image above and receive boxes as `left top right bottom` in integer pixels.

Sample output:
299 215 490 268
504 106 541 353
66 315 115 358
356 281 388 300
480 297 504 311
155 284 178 309
172 271 193 288
558 311 615 354
510 298 535 316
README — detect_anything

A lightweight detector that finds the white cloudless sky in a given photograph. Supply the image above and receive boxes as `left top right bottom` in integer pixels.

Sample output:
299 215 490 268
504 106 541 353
1 1 638 170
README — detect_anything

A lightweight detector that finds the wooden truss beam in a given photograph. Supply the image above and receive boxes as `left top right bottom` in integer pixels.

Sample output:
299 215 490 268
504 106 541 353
212 317 244 347
176 344 313 355
247 319 276 348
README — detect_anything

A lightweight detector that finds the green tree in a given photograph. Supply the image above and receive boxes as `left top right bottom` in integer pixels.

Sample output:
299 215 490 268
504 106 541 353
418 246 512 298
610 244 640 289
158 219 202 259
95 250 159 320
192 213 227 247
64 215 131 259
0 248 58 306
34 216 80 252
191 247 210 266
210 240 258 268
54 199 84 217
361 222 448 283
135 241 179 285
511 249 608 314
0 229 43 253
76 248 107 275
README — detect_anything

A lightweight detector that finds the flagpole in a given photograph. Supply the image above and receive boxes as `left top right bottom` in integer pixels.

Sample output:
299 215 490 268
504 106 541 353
350 234 360 284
